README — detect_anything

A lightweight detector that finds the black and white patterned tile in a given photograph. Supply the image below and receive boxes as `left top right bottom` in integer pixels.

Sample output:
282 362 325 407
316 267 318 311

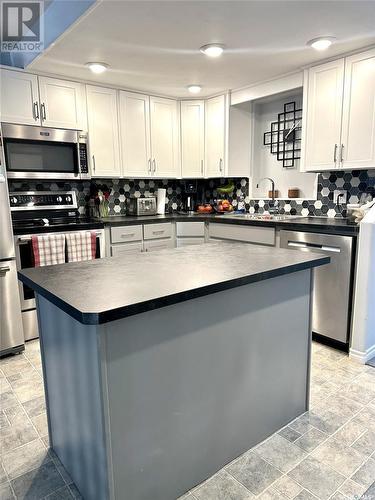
8 169 375 218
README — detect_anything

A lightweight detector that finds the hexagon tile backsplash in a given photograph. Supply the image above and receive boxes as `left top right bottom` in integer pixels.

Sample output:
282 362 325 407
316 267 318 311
8 170 375 218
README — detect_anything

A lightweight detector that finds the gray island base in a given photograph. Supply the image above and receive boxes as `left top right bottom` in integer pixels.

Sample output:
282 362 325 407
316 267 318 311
19 244 329 500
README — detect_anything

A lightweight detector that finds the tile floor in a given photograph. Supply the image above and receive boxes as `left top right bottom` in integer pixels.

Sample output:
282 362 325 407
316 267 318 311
0 340 374 500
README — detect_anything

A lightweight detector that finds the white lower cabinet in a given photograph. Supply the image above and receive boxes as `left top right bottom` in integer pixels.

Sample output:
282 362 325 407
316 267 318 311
109 223 174 255
177 237 205 247
143 223 173 240
111 242 143 256
176 222 205 238
209 223 275 246
110 225 143 244
108 221 278 255
176 221 206 247
144 239 174 252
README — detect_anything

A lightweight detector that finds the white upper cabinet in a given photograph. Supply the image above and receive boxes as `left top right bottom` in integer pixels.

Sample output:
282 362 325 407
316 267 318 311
38 76 86 130
205 94 226 177
0 70 86 130
341 49 375 170
304 49 375 171
0 69 40 125
149 96 180 177
304 59 345 171
119 91 151 177
181 100 205 178
86 85 121 178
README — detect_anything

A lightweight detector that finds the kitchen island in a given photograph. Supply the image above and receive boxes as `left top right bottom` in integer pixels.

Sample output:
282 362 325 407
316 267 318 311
19 243 329 500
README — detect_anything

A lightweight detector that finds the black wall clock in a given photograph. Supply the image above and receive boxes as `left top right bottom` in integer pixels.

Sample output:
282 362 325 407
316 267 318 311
263 101 302 168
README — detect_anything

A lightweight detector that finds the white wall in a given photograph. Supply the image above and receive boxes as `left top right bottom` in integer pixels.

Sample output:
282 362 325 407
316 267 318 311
350 205 375 363
251 93 317 199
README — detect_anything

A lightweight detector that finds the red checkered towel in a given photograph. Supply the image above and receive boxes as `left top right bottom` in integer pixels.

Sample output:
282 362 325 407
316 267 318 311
32 234 66 267
66 231 97 262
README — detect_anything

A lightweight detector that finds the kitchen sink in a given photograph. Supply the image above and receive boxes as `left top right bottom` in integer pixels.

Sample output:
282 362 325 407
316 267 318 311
223 214 306 221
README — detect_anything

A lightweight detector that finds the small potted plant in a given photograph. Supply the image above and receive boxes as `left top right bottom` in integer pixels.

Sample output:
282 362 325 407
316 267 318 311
89 183 111 218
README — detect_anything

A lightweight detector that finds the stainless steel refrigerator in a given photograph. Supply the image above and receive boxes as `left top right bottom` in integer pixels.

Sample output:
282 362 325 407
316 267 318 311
0 138 24 356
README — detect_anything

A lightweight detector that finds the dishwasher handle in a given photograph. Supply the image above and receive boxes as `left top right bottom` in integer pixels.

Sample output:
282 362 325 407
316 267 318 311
287 240 341 253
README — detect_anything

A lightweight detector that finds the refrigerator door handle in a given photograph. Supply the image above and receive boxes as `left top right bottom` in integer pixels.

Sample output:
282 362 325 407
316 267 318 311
0 265 10 276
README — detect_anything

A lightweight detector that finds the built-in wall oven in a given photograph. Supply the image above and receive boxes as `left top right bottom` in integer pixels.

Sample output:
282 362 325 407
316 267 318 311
2 123 90 180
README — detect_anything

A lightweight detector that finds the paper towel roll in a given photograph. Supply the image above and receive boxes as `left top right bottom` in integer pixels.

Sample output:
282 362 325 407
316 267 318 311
157 188 166 215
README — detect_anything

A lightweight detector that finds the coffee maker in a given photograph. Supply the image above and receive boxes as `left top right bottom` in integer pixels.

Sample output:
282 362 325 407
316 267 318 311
181 180 198 213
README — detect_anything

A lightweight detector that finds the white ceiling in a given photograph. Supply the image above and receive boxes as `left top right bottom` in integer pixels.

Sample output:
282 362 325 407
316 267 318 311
29 0 375 98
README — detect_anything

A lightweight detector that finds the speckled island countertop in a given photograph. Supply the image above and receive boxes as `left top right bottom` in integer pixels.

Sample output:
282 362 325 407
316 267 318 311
19 243 329 325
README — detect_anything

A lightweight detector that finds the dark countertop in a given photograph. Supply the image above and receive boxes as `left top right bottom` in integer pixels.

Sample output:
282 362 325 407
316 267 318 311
98 213 359 236
19 243 329 325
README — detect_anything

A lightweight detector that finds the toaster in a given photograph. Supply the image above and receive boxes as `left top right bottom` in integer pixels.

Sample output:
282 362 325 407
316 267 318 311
127 197 157 216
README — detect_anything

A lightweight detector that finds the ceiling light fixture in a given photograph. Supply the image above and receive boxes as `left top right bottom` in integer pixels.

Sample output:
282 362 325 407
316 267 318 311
200 43 225 58
85 62 109 74
187 85 202 94
307 37 336 51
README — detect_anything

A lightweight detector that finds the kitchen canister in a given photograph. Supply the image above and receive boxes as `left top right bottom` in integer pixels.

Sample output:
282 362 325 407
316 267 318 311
157 188 166 215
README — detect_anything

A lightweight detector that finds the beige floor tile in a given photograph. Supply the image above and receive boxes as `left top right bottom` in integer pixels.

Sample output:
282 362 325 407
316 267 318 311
350 457 375 487
312 436 366 477
8 377 44 404
254 434 307 473
2 438 51 480
288 456 346 500
339 478 367 499
273 475 303 498
31 412 49 437
333 420 367 447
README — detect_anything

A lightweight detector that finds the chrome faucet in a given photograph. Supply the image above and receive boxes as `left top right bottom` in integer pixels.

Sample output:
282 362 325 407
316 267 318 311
256 177 278 213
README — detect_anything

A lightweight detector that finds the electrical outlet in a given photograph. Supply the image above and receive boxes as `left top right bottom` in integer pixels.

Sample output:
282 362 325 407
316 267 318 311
333 190 347 204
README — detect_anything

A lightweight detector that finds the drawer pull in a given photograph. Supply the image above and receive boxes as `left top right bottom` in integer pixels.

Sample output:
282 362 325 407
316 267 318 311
121 233 135 238
152 230 164 235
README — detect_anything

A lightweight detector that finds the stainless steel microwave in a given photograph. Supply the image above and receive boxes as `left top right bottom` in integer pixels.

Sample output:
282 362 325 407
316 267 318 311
1 123 90 180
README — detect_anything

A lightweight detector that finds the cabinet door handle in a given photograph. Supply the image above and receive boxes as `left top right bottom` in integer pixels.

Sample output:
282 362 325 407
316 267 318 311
152 159 156 173
219 158 223 172
33 102 39 121
340 144 344 165
0 266 10 276
333 144 338 165
41 103 46 121
92 155 96 173
148 158 152 173
201 159 204 174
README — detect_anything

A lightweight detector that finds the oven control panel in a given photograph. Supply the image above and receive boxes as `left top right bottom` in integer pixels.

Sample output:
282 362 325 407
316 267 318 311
9 191 78 211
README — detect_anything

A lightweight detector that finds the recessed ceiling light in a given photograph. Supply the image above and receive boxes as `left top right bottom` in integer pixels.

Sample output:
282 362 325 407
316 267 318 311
307 37 336 51
200 44 225 58
187 85 202 94
85 62 109 74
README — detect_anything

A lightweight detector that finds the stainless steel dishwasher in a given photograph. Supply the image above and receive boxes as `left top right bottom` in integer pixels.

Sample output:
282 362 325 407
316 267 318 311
280 230 355 347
